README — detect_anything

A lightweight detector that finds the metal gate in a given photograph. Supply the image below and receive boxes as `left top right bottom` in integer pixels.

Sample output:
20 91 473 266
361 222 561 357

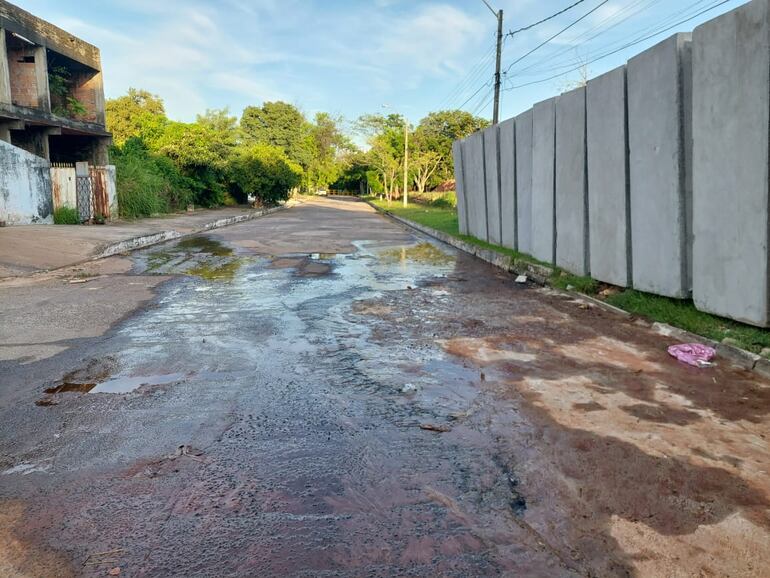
75 162 92 222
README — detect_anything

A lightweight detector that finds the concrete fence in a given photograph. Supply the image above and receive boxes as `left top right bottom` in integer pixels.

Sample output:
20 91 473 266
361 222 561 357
453 0 770 327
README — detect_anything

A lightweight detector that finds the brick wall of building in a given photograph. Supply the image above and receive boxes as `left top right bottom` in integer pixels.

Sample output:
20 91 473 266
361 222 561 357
71 71 98 122
7 46 37 108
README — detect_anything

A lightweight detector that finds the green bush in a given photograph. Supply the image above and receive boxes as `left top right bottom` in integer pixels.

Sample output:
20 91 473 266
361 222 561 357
112 138 194 218
428 191 457 209
53 206 79 224
229 143 303 206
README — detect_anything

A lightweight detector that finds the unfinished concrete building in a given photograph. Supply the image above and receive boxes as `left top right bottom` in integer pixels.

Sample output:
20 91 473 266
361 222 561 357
0 0 115 224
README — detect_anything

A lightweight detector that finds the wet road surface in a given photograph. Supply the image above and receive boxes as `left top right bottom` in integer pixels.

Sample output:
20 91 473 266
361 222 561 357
1 197 769 577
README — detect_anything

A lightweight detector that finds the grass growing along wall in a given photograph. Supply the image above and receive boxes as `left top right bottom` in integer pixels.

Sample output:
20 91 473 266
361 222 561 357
368 195 770 355
53 206 79 224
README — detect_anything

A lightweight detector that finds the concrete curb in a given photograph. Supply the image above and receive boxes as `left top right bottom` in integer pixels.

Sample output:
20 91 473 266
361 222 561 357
96 205 287 259
366 202 554 284
366 200 770 377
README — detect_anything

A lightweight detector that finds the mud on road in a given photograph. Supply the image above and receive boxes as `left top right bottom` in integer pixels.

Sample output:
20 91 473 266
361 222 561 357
0 197 768 577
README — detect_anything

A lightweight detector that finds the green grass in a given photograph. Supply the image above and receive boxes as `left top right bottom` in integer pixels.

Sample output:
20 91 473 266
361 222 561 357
368 197 460 236
367 195 770 355
606 290 770 354
550 271 599 294
53 206 79 224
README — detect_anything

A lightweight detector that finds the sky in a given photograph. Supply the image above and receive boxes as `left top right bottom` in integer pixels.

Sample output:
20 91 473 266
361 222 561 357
11 0 746 128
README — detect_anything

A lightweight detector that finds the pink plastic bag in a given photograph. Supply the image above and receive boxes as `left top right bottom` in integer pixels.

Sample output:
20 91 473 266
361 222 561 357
667 343 716 367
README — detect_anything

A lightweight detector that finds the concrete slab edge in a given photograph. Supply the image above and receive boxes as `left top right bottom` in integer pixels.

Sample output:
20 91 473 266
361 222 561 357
366 201 770 378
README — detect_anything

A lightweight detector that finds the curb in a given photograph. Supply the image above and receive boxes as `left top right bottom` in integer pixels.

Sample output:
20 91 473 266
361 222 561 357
366 200 770 377
367 202 553 284
96 205 287 259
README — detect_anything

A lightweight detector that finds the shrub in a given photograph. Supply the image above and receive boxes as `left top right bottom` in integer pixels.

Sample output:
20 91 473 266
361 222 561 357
53 206 79 224
428 191 457 209
229 143 303 206
112 139 194 218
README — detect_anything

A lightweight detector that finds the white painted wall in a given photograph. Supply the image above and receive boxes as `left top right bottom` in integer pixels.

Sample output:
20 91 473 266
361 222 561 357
0 139 52 224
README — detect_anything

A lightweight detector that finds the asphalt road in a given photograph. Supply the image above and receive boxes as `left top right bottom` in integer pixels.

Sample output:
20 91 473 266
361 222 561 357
1 197 768 577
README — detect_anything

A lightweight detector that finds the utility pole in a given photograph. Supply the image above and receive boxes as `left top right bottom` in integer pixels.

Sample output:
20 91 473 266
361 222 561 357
493 9 503 125
481 0 503 124
403 121 409 207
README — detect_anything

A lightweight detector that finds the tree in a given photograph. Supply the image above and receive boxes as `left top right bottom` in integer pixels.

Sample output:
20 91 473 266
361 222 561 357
415 110 488 183
241 102 314 170
230 143 303 205
106 88 168 147
196 108 238 134
356 113 410 200
411 149 443 194
306 112 354 191
151 121 233 206
369 136 400 203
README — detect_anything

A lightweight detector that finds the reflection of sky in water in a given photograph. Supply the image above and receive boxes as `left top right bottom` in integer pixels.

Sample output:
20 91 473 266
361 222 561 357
102 238 459 387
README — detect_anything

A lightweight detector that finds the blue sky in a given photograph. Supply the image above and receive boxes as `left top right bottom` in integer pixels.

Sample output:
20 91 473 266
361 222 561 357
13 0 745 127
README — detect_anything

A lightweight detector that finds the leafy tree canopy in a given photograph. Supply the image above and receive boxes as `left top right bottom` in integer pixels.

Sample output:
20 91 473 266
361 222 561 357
106 88 168 147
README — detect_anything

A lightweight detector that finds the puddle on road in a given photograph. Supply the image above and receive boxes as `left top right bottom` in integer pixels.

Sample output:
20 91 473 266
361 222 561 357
269 254 335 277
187 260 243 281
37 373 188 404
142 236 243 282
90 373 187 394
176 236 234 257
379 242 455 266
44 382 96 395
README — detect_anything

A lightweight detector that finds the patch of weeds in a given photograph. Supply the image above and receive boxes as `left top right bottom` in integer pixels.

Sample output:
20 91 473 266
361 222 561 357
550 271 599 294
53 206 79 225
606 290 770 354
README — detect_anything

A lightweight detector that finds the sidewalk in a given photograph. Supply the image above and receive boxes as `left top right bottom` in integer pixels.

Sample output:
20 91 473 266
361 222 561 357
0 206 275 278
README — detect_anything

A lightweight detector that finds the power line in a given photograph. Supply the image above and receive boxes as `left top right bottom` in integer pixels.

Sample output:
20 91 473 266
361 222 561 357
502 0 611 76
457 80 494 111
438 41 498 110
472 87 496 116
503 0 733 91
514 0 711 78
512 0 665 76
506 0 589 38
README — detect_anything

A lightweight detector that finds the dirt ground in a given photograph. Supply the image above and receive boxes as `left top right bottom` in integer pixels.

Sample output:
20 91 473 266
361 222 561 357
0 197 768 577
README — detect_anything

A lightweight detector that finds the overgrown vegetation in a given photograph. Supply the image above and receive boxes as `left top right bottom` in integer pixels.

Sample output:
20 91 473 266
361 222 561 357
53 206 79 224
112 138 194 218
48 66 88 119
105 87 486 218
369 196 770 354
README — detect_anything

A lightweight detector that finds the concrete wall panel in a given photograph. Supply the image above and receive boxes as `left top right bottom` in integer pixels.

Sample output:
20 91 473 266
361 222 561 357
531 97 556 264
627 33 692 298
463 131 488 241
0 139 52 224
555 87 589 276
452 140 469 235
515 109 533 255
483 125 501 245
498 118 516 249
587 66 631 287
692 0 770 326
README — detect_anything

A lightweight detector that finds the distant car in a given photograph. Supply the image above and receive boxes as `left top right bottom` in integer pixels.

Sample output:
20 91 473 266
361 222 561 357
316 190 328 196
